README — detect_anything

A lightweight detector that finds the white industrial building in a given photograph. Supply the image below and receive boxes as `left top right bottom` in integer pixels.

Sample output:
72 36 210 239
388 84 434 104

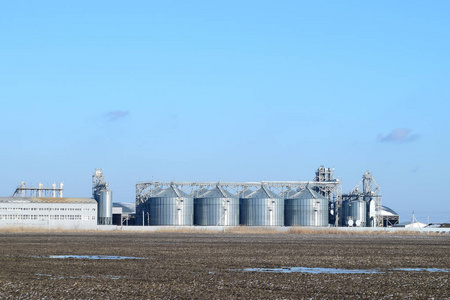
0 197 98 229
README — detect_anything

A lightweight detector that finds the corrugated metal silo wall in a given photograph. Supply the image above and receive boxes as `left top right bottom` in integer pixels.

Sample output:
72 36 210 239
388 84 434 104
341 200 367 227
98 190 113 225
194 197 239 226
340 200 350 226
148 196 193 225
284 198 329 227
239 198 284 226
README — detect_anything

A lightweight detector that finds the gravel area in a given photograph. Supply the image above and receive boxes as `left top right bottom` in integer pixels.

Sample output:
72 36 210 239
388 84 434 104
0 232 449 299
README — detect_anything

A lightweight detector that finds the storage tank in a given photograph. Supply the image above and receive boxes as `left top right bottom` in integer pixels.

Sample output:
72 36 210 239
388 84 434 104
194 186 239 226
98 189 113 225
284 187 329 227
136 186 164 225
146 185 193 225
92 169 113 225
239 186 284 226
342 200 367 227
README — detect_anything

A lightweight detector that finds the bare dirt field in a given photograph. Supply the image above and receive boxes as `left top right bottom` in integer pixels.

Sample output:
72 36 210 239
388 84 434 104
0 231 449 299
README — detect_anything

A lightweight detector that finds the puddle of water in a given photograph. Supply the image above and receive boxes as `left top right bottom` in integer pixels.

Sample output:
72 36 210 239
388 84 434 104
48 255 147 260
242 267 450 274
243 267 380 274
392 268 450 273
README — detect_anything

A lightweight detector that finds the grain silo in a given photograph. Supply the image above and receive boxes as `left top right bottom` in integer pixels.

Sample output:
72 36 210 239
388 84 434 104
239 186 284 226
341 199 367 227
136 186 164 225
92 169 113 225
146 185 193 225
284 187 329 227
194 186 239 226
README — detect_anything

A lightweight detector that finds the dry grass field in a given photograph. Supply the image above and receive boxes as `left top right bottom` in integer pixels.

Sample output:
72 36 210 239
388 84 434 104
0 231 449 299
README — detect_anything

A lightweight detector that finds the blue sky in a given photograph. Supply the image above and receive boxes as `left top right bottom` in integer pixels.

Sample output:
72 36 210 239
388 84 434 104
1 1 449 223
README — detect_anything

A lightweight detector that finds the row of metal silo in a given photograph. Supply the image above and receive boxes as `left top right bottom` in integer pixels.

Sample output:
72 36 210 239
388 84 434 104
138 185 330 227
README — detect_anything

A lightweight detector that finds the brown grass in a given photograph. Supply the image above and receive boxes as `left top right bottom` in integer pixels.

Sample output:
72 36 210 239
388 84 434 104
138 227 225 233
223 226 281 234
0 225 444 236
287 227 445 236
0 226 99 234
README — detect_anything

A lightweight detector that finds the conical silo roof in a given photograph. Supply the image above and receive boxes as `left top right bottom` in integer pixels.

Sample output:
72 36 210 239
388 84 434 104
243 186 280 199
199 186 237 198
145 186 163 197
292 187 327 200
191 187 210 197
238 188 253 198
155 185 189 198
281 188 298 199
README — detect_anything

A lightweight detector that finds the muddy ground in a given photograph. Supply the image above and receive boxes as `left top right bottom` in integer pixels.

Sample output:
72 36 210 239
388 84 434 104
0 232 449 299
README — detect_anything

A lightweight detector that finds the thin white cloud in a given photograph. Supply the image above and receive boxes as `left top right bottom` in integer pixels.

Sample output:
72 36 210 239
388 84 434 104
105 111 129 121
377 128 420 143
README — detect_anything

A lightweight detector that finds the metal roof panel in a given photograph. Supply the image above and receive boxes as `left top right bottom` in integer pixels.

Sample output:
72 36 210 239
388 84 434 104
198 186 237 198
0 197 97 204
242 186 281 199
291 187 327 200
154 186 189 198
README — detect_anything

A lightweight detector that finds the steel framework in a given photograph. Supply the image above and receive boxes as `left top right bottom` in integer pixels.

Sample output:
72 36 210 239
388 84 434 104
92 169 109 197
136 168 342 225
344 171 382 227
12 182 64 198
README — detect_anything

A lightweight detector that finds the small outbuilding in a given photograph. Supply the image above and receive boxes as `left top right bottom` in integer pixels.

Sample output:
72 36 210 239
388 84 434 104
381 205 400 227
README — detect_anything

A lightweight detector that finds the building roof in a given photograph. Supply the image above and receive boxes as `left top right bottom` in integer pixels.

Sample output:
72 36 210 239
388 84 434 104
0 197 97 204
394 221 427 228
381 205 399 217
113 202 136 214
